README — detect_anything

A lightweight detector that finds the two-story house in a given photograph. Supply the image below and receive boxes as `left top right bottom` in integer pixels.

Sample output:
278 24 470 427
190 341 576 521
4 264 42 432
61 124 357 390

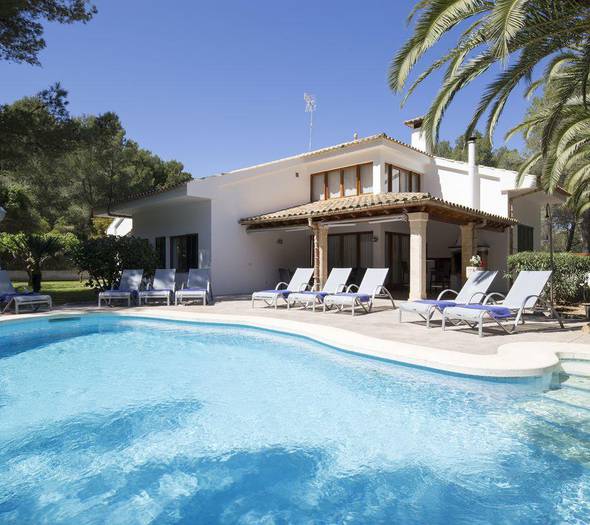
102 118 563 299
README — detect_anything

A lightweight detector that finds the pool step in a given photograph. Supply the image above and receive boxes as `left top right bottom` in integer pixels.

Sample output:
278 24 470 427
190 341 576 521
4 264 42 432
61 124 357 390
559 357 590 377
558 374 590 393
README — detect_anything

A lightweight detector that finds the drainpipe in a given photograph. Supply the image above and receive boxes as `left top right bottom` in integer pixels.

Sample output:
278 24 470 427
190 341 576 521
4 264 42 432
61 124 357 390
467 137 480 210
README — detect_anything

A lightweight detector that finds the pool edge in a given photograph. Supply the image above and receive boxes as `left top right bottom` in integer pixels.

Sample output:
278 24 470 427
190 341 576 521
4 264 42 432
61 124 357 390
3 308 584 380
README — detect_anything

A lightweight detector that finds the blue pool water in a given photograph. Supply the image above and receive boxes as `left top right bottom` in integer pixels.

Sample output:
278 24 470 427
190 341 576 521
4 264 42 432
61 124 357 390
0 314 588 524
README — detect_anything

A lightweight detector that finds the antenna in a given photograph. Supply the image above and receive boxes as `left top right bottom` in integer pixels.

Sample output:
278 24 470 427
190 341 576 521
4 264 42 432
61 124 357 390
304 93 316 151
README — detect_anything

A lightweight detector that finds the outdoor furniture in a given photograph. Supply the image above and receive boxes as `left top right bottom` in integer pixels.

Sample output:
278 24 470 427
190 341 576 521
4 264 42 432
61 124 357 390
98 269 143 307
251 268 314 309
398 270 498 327
138 269 176 306
441 270 564 337
0 270 52 314
323 268 394 316
286 268 352 312
175 268 212 306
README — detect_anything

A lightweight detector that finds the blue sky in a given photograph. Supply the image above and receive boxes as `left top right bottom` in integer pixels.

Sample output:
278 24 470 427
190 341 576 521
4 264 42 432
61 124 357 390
1 0 528 176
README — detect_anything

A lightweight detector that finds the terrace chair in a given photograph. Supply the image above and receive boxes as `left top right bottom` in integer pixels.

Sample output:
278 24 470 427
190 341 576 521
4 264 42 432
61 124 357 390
251 268 314 309
286 268 352 312
323 268 394 316
0 270 52 314
441 270 564 337
138 269 176 306
175 268 212 306
398 270 498 328
98 269 143 307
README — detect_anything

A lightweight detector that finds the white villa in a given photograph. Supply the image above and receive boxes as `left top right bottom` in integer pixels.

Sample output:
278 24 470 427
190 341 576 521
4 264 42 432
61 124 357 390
102 118 563 299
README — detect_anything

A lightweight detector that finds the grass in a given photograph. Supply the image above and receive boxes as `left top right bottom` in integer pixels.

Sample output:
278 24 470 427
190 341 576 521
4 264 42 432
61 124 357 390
13 280 97 306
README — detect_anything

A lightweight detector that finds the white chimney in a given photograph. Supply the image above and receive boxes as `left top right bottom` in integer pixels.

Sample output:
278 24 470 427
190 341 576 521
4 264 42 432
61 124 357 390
467 136 480 209
404 117 430 154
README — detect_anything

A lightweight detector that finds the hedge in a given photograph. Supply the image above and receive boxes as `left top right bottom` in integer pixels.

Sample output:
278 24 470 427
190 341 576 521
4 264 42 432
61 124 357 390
507 252 590 304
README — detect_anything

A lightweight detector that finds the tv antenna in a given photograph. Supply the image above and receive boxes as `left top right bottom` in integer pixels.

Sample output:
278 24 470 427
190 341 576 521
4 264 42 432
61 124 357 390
304 93 316 151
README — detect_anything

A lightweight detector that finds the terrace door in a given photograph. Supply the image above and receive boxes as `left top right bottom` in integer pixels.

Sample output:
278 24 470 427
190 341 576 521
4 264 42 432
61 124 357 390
385 232 410 291
326 232 373 286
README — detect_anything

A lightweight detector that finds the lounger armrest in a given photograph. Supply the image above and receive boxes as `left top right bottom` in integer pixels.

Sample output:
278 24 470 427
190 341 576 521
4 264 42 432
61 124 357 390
437 289 458 301
275 281 289 290
483 292 505 305
146 282 153 291
467 291 486 303
520 294 541 311
310 282 320 291
346 284 359 293
372 285 388 300
336 283 347 293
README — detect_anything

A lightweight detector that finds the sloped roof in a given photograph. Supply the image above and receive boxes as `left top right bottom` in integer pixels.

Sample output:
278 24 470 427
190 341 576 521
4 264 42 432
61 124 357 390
240 192 516 231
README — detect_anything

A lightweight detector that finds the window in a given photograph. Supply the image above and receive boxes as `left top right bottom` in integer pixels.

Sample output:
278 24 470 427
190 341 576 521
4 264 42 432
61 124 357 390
155 237 166 268
170 234 198 272
359 164 373 194
387 164 421 192
310 163 373 201
517 225 534 252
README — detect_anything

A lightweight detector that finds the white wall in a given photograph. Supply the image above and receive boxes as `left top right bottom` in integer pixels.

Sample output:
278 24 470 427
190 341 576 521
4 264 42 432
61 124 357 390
131 199 212 268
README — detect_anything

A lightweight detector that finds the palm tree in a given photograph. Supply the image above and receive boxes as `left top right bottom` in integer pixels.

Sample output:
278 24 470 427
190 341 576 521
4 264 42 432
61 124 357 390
389 0 590 154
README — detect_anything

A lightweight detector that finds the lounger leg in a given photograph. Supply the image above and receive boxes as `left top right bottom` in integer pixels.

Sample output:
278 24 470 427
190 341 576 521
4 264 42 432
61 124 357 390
441 314 446 331
426 310 431 328
48 297 52 310
351 302 355 316
15 302 19 315
478 318 484 337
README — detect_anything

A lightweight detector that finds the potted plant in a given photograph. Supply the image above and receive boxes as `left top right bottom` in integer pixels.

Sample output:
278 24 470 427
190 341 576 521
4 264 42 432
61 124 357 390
465 254 483 279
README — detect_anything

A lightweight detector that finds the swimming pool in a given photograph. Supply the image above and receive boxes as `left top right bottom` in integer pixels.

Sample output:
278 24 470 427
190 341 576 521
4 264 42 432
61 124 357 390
0 314 588 524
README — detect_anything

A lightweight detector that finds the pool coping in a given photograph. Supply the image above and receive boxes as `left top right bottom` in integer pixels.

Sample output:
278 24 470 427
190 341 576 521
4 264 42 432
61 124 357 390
3 308 590 379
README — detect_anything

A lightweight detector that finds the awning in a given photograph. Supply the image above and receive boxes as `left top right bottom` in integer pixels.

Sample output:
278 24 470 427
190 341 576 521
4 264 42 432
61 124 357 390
240 192 516 232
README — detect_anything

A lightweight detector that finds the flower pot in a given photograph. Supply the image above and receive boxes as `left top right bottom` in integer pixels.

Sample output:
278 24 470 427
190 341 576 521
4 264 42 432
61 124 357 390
465 266 483 279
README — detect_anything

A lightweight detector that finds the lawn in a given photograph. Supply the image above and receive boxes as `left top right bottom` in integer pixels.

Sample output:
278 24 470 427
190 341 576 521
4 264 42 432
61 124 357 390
13 280 97 306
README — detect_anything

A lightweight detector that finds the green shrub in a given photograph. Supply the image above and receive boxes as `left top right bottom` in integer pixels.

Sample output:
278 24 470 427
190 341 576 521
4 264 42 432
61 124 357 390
507 251 590 304
0 232 76 291
68 236 158 291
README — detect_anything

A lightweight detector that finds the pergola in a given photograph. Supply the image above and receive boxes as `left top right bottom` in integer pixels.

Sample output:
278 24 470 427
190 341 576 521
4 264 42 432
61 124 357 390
240 192 516 300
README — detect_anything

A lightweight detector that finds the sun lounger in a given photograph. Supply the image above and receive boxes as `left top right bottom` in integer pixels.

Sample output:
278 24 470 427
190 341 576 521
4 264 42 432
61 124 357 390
442 270 564 336
398 270 497 327
98 269 143 307
251 268 314 309
138 269 176 306
286 268 352 312
0 270 52 314
175 268 212 306
323 268 394 315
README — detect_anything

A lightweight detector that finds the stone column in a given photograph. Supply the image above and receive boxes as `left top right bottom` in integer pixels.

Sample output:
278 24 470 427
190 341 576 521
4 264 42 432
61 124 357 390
408 212 428 300
460 222 477 282
310 221 329 289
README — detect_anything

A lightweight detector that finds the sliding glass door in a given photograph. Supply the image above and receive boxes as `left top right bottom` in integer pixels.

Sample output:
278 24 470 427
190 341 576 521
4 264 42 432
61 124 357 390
326 232 373 285
385 232 410 290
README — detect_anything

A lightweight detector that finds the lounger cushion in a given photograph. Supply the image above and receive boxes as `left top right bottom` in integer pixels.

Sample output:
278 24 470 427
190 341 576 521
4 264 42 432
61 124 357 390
327 293 371 302
99 290 132 297
181 287 207 292
139 289 173 295
0 291 37 302
13 294 51 303
253 290 290 296
461 304 513 319
415 299 458 309
291 291 329 298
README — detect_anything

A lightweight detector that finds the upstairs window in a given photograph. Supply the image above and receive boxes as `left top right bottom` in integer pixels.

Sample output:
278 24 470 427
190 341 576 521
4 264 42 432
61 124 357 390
387 164 421 193
310 162 373 201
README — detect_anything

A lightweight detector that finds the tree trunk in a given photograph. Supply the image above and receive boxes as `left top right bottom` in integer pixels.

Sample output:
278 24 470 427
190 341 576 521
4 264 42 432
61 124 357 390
566 221 577 252
582 209 590 253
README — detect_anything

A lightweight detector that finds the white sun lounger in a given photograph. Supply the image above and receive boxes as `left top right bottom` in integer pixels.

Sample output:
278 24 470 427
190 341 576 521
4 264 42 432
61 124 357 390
138 269 176 306
323 268 394 315
0 270 52 314
98 269 143 307
286 268 352 312
251 268 314 309
442 270 564 337
398 270 498 327
175 268 212 306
